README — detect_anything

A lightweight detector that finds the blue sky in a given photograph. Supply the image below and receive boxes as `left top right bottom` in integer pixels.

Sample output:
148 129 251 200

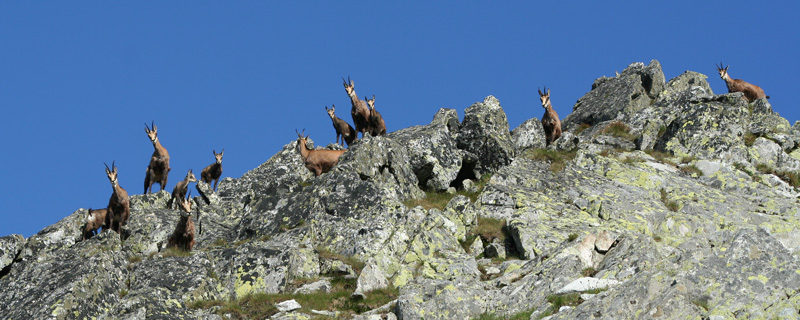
1 2 798 238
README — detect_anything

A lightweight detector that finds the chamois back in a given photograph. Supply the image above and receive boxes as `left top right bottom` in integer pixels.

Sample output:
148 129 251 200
715 63 770 102
295 130 346 177
82 208 108 240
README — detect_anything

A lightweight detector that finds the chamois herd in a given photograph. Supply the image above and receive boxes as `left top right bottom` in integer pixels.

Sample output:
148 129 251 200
82 67 770 252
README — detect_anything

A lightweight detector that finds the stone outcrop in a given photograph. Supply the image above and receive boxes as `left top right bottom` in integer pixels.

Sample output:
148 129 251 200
0 60 798 319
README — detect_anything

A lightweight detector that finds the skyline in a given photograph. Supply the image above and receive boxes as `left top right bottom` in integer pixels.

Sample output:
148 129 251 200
1 2 798 237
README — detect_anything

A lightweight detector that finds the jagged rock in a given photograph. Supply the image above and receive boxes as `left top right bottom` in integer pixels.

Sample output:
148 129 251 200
2 61 799 320
195 180 221 205
352 258 390 299
511 117 546 150
388 109 463 191
457 95 517 175
468 236 484 258
0 234 24 274
484 240 506 259
564 60 665 131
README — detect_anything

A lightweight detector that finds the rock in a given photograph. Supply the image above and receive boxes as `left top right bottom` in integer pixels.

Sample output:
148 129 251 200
352 258 389 299
468 236 484 258
457 95 517 175
293 279 332 294
554 277 621 294
564 60 665 131
275 299 301 312
0 234 25 273
594 231 616 253
484 240 506 259
511 118 546 150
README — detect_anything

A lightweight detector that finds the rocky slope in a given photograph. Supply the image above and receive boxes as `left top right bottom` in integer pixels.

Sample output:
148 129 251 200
1 60 799 320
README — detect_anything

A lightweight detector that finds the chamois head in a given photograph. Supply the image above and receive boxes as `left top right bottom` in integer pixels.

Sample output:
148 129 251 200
342 76 355 96
213 149 224 164
326 105 337 119
538 87 551 109
184 169 197 183
366 95 376 110
105 161 119 187
715 62 730 81
144 121 159 144
179 191 193 215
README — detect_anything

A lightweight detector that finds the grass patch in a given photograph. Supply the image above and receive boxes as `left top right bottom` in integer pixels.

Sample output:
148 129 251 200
743 132 757 147
161 247 192 258
659 189 680 212
692 298 710 311
472 216 507 244
187 277 398 319
656 125 667 139
402 174 491 210
653 235 662 242
645 150 679 167
755 164 800 188
679 164 703 177
211 238 228 247
472 307 537 320
536 293 584 318
581 267 598 277
576 123 592 135
567 233 579 242
128 255 142 264
316 246 365 274
119 289 128 298
600 121 636 141
526 148 578 173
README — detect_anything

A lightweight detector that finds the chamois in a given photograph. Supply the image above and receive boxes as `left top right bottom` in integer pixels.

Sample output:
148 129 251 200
343 77 371 140
166 192 196 251
105 162 130 234
326 105 356 147
538 87 562 146
167 169 197 209
365 95 386 136
716 63 770 102
82 208 108 240
200 149 224 192
295 129 346 177
144 121 171 194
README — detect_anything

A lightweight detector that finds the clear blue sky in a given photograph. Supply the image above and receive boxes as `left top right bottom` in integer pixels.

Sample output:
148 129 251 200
1 2 798 238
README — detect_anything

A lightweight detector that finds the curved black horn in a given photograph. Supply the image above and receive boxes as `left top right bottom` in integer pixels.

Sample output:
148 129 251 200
104 162 111 171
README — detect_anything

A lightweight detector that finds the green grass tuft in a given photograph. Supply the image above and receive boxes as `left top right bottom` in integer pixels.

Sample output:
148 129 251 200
601 121 636 141
526 148 578 173
402 174 491 210
659 188 680 212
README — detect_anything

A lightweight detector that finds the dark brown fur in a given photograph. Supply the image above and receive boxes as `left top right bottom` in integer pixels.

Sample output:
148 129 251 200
366 95 386 136
296 130 346 177
539 88 562 146
105 162 130 234
343 77 371 140
144 122 171 193
167 196 195 251
326 105 356 147
200 149 224 192
82 208 108 240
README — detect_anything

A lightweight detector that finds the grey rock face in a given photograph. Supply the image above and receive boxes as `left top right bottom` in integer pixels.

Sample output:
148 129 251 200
564 60 665 131
457 95 517 175
352 258 390 299
511 117 546 151
0 234 24 273
389 109 463 191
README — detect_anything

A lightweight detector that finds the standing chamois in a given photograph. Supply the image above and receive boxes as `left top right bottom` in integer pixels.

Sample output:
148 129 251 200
326 105 356 147
105 162 130 234
167 169 197 209
366 95 386 136
82 208 108 240
538 87 562 146
296 129 346 177
144 121 171 194
343 77 371 140
715 63 770 102
200 149 224 192
167 192 196 251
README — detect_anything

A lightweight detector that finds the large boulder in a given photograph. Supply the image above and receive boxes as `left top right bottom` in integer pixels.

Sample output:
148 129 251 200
456 95 517 176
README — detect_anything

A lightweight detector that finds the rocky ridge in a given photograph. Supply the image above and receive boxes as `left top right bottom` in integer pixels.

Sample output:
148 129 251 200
1 60 799 319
